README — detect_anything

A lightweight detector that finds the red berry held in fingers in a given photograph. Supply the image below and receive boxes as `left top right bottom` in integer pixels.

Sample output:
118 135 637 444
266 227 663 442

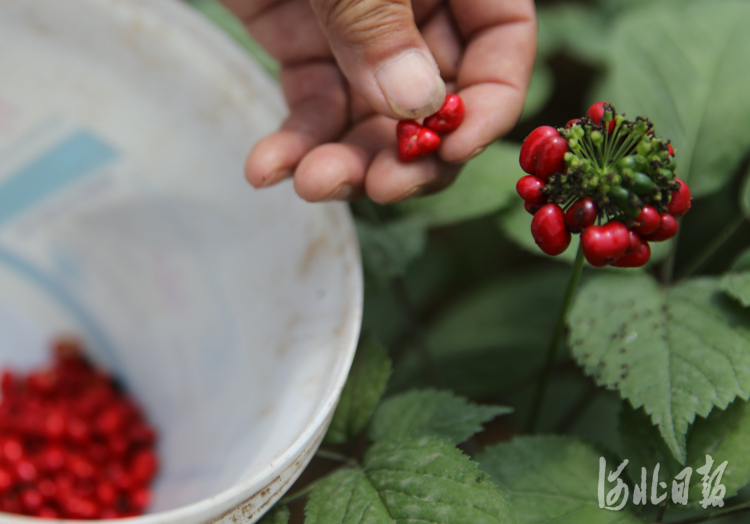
633 206 660 236
535 135 569 180
614 241 651 268
643 213 679 242
586 101 616 134
520 126 558 175
424 94 465 133
581 221 630 267
531 204 571 256
564 197 598 233
396 120 441 162
516 175 547 205
667 177 692 217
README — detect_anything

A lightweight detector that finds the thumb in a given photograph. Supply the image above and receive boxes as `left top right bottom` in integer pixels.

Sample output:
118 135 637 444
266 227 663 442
310 0 445 119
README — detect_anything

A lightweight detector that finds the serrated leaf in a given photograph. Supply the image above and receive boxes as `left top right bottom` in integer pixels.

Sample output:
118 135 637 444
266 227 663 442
569 273 750 463
621 399 750 506
497 206 671 265
478 436 642 524
356 219 427 284
388 269 570 397
188 0 279 78
325 337 392 444
369 389 512 444
595 0 750 197
306 436 514 524
257 505 290 524
721 248 750 307
396 142 521 228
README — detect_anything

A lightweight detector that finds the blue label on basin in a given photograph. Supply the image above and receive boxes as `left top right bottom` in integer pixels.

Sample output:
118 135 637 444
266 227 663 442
0 130 117 226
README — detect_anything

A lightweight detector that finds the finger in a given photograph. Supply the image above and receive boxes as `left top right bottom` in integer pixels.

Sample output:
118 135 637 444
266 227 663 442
421 8 463 81
293 116 395 202
310 0 445 120
245 61 348 187
438 0 537 162
365 149 462 204
243 0 331 63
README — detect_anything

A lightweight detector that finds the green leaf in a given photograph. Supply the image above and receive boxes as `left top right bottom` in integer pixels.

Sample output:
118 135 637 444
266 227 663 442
306 436 514 524
621 399 750 506
396 142 521 228
478 436 642 524
519 64 554 122
324 336 392 444
369 389 512 444
257 505 290 524
537 4 609 63
356 219 427 284
569 273 750 463
497 206 672 265
722 248 750 307
388 269 570 397
188 0 279 78
595 0 750 197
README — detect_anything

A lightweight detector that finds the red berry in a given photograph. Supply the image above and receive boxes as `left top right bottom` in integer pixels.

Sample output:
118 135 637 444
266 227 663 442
96 481 117 506
520 126 558 175
397 120 441 162
423 94 464 133
36 506 59 518
626 230 643 254
633 205 660 236
0 467 12 494
20 488 43 513
524 202 542 215
668 177 692 217
534 135 569 180
40 445 65 471
130 449 158 484
15 459 37 483
566 118 581 128
38 478 56 499
581 221 630 267
129 486 151 511
643 213 679 242
668 143 675 156
615 241 652 268
564 197 598 233
531 204 571 256
586 101 616 134
1 437 23 463
516 175 547 205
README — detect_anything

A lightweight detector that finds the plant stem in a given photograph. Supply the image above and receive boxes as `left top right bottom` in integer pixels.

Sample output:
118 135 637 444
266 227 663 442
314 449 350 463
278 477 325 505
526 242 586 433
677 214 745 281
665 500 750 524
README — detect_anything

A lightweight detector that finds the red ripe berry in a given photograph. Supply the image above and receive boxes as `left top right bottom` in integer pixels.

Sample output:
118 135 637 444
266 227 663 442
586 101 616 134
130 449 159 484
424 94 465 133
614 241 652 268
396 121 441 162
643 213 679 242
40 445 65 471
0 467 12 494
626 230 643 254
668 177 692 217
64 495 99 519
524 202 542 215
95 481 117 506
534 135 569 180
36 506 60 519
38 478 56 499
516 175 547 205
1 437 23 462
581 221 630 267
129 486 151 511
20 488 44 513
531 204 571 256
566 118 581 128
668 143 675 156
520 126 558 175
564 197 598 233
15 459 37 483
633 206 660 236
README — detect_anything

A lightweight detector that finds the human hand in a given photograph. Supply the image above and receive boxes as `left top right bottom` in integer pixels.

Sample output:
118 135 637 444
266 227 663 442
220 0 537 203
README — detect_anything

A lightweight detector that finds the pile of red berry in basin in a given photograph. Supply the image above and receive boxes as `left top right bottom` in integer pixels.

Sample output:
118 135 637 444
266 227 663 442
517 101 692 267
0 338 158 519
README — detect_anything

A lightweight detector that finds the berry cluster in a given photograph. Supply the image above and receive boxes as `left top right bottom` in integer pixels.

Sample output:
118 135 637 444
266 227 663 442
0 338 158 519
397 94 465 161
517 102 692 267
